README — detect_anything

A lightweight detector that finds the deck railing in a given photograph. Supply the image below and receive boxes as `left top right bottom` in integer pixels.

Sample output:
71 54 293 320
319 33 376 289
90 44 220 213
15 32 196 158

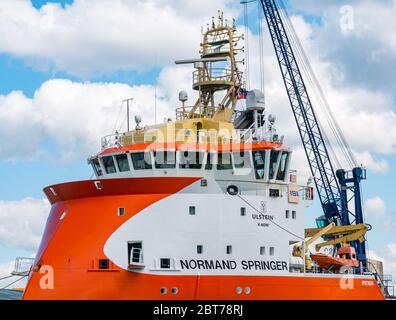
100 126 273 150
12 257 35 276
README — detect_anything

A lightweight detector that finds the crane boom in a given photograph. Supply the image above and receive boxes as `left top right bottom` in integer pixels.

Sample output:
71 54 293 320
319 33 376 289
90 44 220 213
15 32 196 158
258 0 368 268
259 0 344 224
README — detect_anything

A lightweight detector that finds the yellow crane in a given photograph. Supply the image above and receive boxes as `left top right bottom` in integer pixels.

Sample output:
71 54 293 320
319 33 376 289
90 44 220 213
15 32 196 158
293 223 369 271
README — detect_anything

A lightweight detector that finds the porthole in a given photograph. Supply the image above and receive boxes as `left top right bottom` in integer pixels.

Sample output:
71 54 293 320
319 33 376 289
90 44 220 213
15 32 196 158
245 287 251 295
171 287 178 295
160 287 167 295
236 287 242 295
227 185 239 196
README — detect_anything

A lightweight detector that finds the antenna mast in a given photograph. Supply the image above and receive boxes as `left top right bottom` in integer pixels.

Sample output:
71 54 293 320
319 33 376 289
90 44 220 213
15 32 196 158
123 98 134 132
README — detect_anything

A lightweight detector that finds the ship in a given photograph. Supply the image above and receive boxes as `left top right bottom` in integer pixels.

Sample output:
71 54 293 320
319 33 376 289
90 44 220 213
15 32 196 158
22 12 386 300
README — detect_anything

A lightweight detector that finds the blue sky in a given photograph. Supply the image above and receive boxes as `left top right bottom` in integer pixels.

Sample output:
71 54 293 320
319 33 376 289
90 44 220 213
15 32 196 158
0 0 395 286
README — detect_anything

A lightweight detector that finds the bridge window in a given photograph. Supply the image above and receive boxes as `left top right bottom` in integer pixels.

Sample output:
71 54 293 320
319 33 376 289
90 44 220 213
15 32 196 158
154 151 176 169
217 152 232 170
115 154 130 172
276 152 289 180
233 151 251 169
260 246 266 255
292 210 297 219
197 245 203 254
189 206 196 215
131 152 152 170
269 150 280 180
269 247 275 256
240 207 246 216
253 150 266 179
285 210 290 219
92 158 103 176
102 156 116 174
226 245 233 255
179 151 204 169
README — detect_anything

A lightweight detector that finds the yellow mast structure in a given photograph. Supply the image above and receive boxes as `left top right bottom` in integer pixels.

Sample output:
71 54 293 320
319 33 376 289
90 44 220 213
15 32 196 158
118 12 247 147
176 11 244 122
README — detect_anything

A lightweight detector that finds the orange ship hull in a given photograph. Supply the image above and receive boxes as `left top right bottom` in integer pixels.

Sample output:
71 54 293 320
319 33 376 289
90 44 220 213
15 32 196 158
22 178 385 300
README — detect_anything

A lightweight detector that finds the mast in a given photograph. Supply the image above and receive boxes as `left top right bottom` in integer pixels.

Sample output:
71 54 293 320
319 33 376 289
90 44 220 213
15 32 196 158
175 12 244 122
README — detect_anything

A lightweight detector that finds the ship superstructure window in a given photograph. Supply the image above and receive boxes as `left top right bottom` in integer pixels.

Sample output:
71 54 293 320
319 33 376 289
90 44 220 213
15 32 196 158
92 158 103 176
189 206 196 215
115 154 130 172
128 242 143 264
217 152 232 170
269 150 280 180
253 150 266 179
285 210 290 219
160 258 171 269
205 153 215 170
269 189 280 197
260 246 266 255
118 208 125 217
240 207 246 216
276 152 290 180
154 151 176 169
179 151 204 169
99 259 109 269
131 152 152 170
233 151 251 169
269 247 275 256
197 245 203 254
226 245 232 255
102 156 117 174
292 210 297 219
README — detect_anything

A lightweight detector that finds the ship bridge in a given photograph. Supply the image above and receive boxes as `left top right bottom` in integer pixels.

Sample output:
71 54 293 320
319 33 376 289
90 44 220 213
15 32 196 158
89 13 301 191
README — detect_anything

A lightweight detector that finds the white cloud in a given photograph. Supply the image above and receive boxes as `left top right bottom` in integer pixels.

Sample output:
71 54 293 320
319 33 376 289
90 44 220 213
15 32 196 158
353 151 390 174
364 196 387 218
249 13 396 174
0 78 175 162
0 1 394 169
0 198 50 250
0 9 395 172
0 0 238 76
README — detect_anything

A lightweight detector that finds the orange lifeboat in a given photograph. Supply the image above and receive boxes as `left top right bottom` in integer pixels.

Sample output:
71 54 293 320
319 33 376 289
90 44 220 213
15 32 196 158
310 246 359 271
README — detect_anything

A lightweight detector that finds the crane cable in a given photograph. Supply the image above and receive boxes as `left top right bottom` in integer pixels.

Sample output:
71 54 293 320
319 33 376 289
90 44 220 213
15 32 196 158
112 100 125 134
0 275 28 290
277 0 344 169
277 0 358 170
257 0 266 98
243 1 251 90
278 5 342 170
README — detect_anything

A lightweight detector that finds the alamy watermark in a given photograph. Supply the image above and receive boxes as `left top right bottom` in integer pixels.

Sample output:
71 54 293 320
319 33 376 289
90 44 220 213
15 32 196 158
339 5 355 34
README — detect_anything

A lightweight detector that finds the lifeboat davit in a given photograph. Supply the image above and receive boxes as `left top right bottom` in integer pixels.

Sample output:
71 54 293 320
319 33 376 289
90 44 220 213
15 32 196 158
310 246 359 271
